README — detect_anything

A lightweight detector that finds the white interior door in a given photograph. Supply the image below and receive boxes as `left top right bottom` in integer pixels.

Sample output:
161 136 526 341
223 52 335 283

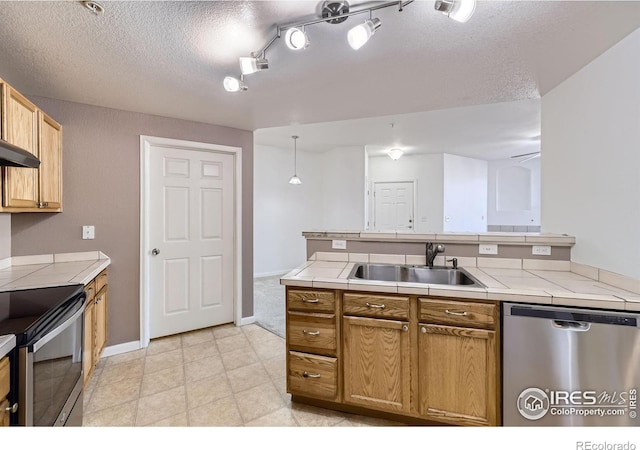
373 182 414 231
148 145 235 339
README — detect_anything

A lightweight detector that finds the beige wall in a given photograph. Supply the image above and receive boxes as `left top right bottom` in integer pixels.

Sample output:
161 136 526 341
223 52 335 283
11 97 254 346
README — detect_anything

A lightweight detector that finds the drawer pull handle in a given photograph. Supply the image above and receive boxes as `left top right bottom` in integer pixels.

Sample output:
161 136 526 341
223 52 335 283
445 309 468 316
302 298 320 303
303 329 320 336
365 302 385 309
303 371 321 378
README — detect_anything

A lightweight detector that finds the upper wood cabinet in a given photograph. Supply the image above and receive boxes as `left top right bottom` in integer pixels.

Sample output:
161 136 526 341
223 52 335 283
0 79 63 212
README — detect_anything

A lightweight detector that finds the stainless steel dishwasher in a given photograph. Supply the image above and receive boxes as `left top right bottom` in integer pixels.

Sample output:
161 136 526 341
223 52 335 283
503 303 640 426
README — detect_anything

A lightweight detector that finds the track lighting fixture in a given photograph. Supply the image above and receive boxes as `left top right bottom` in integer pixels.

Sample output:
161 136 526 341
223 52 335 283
239 56 269 75
348 17 382 50
223 76 247 92
223 0 477 92
434 0 477 23
285 27 310 50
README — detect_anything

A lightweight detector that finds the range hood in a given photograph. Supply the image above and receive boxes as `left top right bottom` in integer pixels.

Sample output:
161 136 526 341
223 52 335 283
0 139 40 168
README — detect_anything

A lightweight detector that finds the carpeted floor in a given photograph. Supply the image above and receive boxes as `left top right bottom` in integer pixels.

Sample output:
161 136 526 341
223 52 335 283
253 274 286 338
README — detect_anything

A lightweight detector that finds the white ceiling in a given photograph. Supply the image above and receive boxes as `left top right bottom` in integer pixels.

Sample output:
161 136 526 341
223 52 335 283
0 1 638 159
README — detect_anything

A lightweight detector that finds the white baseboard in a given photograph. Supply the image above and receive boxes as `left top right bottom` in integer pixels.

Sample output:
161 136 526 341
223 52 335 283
101 340 142 358
254 270 289 278
239 316 255 326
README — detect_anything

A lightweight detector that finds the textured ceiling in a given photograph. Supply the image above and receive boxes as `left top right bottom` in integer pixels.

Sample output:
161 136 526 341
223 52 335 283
0 1 638 134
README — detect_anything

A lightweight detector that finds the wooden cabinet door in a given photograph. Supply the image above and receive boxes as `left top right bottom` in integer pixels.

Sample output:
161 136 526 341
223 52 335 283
83 299 95 385
0 399 9 427
418 323 498 426
37 111 62 210
95 287 108 361
2 84 38 208
343 315 411 414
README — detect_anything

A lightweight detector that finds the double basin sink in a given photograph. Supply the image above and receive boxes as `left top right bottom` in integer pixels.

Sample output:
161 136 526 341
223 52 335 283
348 263 484 287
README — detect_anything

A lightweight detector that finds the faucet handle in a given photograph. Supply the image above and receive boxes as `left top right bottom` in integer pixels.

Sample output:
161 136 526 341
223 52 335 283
447 258 458 269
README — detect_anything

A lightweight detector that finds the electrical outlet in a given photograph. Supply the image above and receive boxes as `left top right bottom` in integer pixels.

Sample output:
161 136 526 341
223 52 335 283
532 245 551 256
332 240 347 250
82 225 95 240
479 244 498 255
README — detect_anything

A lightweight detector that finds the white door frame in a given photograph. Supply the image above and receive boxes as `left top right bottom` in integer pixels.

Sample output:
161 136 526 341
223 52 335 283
139 135 243 348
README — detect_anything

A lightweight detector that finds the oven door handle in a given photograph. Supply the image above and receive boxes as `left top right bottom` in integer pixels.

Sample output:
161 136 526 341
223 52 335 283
33 306 84 352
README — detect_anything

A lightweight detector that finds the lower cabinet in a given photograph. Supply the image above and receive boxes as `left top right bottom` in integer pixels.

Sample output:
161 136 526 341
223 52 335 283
83 269 109 385
343 315 411 414
0 356 9 427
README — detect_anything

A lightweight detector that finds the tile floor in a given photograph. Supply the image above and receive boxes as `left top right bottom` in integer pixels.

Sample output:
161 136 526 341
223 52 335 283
82 323 403 427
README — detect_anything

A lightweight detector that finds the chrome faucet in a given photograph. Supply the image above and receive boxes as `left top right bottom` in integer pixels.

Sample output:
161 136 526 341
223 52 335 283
426 242 445 268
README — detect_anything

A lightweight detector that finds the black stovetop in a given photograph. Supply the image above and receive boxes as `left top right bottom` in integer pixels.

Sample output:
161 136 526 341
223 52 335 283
0 284 85 344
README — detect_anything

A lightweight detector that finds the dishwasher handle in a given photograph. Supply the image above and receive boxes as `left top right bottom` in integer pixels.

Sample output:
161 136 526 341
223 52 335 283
552 320 591 331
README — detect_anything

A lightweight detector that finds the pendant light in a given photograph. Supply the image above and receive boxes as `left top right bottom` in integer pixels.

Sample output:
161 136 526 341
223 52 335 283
288 135 302 185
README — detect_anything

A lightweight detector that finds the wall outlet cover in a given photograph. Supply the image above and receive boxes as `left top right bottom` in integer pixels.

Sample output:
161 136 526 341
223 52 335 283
479 244 498 255
532 245 552 256
82 225 95 240
332 240 347 250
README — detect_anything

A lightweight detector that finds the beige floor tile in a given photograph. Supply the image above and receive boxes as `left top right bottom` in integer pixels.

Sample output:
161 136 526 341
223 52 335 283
216 333 252 354
290 402 350 427
251 337 286 361
271 375 288 398
136 386 187 426
186 372 232 409
262 356 286 380
221 346 259 371
99 359 144 386
235 381 285 423
140 364 185 398
243 406 299 427
144 412 189 427
184 354 225 383
103 348 147 366
182 340 219 363
189 395 243 427
242 324 276 342
181 327 214 347
82 400 137 427
146 335 182 356
212 323 244 339
144 348 184 375
226 362 271 393
85 377 141 414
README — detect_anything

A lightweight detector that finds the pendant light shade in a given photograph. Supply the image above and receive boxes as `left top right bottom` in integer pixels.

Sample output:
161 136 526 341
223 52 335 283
289 135 302 185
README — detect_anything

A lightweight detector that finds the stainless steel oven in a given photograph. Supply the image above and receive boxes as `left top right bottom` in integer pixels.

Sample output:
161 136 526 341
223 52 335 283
0 285 86 426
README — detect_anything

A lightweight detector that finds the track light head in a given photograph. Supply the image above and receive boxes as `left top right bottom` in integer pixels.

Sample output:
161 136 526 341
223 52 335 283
434 0 476 23
223 76 247 92
347 17 381 50
285 27 310 50
239 56 269 75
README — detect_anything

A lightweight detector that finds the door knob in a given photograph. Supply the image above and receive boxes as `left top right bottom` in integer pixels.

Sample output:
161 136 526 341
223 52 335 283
151 248 160 256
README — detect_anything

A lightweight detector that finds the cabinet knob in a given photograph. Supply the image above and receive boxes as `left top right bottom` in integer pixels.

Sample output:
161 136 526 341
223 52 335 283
402 325 409 332
421 327 427 334
5 403 18 413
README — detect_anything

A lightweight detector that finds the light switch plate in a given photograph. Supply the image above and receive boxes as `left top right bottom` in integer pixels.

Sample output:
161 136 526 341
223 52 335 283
82 225 95 240
332 240 347 250
479 244 498 255
532 245 552 256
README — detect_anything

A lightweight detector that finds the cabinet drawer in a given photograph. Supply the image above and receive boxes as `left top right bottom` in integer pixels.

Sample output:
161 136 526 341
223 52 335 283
287 289 335 313
84 280 96 304
288 312 336 355
95 269 108 293
343 293 409 320
419 298 497 329
288 351 338 401
0 357 9 399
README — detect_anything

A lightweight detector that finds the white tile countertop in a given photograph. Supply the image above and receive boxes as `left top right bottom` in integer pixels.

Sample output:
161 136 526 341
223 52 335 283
280 253 640 312
0 251 111 292
0 334 16 359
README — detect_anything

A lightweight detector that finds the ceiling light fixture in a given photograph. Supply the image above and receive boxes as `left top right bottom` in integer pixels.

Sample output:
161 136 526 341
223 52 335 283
348 17 382 50
223 0 477 92
223 75 247 92
434 0 477 23
239 55 269 75
288 136 302 185
82 1 104 15
387 149 404 160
